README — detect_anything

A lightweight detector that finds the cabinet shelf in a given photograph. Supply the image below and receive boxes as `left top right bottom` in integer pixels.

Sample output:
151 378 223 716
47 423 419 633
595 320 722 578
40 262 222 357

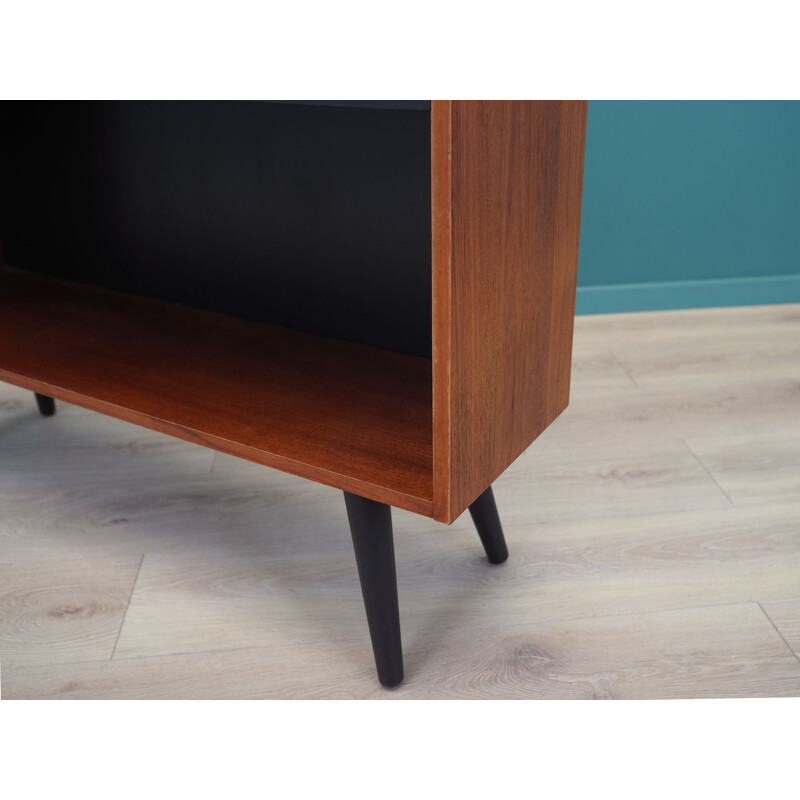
0 267 434 514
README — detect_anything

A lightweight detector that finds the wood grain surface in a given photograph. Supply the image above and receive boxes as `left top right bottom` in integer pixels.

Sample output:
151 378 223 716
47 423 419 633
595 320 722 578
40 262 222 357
685 432 800 506
431 101 587 522
0 556 142 667
4 604 799 700
0 267 433 514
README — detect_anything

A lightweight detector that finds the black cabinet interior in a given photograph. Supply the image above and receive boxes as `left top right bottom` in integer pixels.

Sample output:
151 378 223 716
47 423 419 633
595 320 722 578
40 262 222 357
0 101 432 357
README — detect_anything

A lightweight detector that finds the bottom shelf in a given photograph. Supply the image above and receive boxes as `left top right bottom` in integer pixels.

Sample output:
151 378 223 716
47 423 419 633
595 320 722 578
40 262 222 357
0 267 433 514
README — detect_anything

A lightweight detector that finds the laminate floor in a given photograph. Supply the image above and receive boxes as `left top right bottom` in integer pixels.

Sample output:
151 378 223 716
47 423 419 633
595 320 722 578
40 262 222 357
2 304 800 699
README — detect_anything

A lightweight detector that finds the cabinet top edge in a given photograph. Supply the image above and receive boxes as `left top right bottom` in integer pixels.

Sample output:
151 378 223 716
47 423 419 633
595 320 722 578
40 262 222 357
264 101 430 111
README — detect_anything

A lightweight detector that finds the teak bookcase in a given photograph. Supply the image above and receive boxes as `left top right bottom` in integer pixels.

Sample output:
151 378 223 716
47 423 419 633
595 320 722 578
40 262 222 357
0 100 587 688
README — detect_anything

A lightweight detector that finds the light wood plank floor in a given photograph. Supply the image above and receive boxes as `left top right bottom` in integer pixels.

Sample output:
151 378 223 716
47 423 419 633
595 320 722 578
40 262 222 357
2 304 800 699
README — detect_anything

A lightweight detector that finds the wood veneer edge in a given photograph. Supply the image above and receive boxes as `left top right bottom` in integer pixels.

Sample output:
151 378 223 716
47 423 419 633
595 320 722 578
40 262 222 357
0 369 434 516
431 100 454 523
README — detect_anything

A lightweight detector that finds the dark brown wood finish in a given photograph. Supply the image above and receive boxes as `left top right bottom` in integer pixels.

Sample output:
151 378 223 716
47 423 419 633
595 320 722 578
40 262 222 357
0 267 433 514
431 101 588 523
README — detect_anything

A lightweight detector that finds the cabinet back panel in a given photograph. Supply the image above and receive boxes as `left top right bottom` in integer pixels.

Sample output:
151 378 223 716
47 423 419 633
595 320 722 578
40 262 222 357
0 101 432 357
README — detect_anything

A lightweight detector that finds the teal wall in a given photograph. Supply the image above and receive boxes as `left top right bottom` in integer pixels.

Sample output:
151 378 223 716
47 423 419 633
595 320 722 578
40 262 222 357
576 101 800 313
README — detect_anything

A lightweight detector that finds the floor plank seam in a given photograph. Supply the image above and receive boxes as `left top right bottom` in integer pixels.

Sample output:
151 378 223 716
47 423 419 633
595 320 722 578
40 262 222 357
606 347 642 389
681 438 736 507
4 656 127 672
8 636 371 671
757 601 800 666
0 553 146 568
394 599 778 635
14 599 778 671
110 553 145 661
495 497 737 530
498 500 749 533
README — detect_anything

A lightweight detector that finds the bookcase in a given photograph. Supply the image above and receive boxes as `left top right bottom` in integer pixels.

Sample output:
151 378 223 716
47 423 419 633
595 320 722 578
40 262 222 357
0 100 587 687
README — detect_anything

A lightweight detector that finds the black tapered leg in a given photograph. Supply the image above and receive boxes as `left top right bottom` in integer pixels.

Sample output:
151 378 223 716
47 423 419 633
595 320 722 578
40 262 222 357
469 486 509 564
34 393 56 417
344 492 403 688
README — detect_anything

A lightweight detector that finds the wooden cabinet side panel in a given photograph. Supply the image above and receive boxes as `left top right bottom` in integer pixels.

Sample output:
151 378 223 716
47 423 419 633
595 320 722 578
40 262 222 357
433 100 587 523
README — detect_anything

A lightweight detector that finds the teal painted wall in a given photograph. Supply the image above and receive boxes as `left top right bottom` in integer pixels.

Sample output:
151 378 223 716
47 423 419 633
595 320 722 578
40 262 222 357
576 101 800 313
